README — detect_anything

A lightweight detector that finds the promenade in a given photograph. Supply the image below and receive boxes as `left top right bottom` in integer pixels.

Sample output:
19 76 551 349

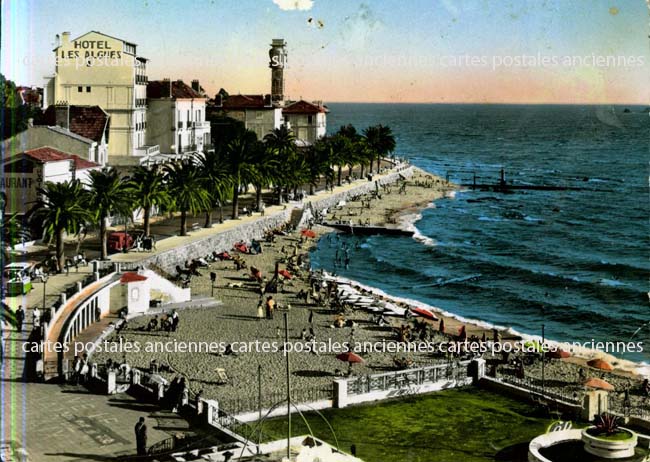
0 163 413 461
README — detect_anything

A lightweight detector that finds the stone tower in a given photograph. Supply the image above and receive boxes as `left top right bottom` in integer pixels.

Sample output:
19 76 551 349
269 39 287 105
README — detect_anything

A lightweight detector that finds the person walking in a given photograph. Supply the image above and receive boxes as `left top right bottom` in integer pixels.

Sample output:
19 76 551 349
265 296 275 320
256 299 264 321
308 310 314 325
32 307 41 329
15 306 25 333
135 416 147 456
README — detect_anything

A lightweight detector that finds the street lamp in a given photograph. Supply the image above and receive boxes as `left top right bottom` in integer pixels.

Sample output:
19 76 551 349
42 276 48 311
210 272 217 297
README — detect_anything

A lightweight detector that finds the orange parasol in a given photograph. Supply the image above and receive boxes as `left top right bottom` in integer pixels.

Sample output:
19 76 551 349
546 349 571 359
587 358 613 371
583 377 615 391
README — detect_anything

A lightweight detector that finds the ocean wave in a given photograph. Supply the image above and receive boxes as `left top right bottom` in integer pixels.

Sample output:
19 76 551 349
320 271 649 377
397 211 437 247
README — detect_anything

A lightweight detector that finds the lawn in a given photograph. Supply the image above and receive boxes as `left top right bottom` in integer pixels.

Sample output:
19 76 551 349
255 388 555 462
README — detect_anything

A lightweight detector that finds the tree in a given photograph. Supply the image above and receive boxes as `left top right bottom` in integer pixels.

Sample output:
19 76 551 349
164 159 211 236
264 125 296 204
1 302 17 329
131 164 172 237
196 149 233 227
225 129 260 219
250 141 280 211
363 124 396 173
306 142 333 195
30 180 92 273
86 168 134 260
1 213 31 267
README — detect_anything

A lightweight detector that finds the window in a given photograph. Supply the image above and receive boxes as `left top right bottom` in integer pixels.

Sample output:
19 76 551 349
86 86 91 93
78 86 83 93
307 115 313 124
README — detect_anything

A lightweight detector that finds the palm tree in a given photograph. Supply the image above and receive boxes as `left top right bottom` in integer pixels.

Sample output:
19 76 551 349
196 149 233 227
86 167 134 260
264 126 296 204
363 124 396 173
1 302 17 329
1 213 31 267
250 141 280 211
306 141 333 195
225 129 260 219
30 180 93 273
164 159 212 236
130 164 172 237
329 134 352 186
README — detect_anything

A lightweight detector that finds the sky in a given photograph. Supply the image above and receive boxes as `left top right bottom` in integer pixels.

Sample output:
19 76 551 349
2 0 649 104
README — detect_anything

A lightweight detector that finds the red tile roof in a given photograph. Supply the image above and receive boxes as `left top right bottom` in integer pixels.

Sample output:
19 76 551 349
43 105 109 143
283 100 328 115
120 273 147 284
10 147 100 170
147 80 204 99
219 94 273 110
120 272 148 283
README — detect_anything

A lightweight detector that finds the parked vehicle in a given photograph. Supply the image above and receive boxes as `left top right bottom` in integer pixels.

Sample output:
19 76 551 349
3 262 34 296
107 231 144 253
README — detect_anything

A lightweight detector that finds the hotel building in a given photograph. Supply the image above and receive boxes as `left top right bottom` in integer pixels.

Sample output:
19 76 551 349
44 31 156 163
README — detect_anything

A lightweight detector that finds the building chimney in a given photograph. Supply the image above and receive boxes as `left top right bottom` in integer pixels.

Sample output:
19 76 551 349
162 78 171 98
54 102 69 130
61 31 71 45
191 80 200 92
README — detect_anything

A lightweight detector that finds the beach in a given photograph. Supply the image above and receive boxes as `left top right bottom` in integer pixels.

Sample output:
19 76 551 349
93 166 648 414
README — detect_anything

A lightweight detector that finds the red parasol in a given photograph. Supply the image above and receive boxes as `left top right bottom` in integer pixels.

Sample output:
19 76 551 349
336 352 364 363
587 358 613 371
583 377 614 391
301 229 317 238
546 349 571 359
411 307 438 321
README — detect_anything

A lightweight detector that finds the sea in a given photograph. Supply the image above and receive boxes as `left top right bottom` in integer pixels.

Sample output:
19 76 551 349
310 103 649 367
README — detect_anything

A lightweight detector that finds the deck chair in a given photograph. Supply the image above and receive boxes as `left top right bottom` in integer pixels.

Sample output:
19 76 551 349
214 367 229 385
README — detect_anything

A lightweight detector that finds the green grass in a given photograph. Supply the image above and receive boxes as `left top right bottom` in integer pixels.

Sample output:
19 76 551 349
254 388 555 462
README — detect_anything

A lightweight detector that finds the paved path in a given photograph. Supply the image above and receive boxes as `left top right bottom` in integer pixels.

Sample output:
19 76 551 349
3 383 192 461
0 163 408 461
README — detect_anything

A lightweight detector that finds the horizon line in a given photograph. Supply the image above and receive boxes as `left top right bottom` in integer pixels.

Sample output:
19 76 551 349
322 101 650 106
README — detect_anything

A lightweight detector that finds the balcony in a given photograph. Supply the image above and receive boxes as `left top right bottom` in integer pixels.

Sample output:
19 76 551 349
135 145 160 156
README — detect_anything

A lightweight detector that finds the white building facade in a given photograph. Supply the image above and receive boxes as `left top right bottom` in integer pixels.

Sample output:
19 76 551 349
45 31 155 163
146 80 211 155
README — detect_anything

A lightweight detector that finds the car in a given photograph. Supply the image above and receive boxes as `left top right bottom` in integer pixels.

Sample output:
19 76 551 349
3 262 34 296
107 231 144 253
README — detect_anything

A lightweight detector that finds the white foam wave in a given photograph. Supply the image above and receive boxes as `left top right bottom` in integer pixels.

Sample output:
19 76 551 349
318 270 649 378
398 211 437 247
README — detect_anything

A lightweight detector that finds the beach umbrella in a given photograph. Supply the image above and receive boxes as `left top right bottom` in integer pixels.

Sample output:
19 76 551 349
301 229 317 239
278 269 292 279
583 377 615 391
336 352 364 364
411 307 438 321
587 358 614 371
546 349 571 359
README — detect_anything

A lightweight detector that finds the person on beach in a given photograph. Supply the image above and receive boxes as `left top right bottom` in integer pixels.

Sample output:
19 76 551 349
256 299 264 320
266 296 275 320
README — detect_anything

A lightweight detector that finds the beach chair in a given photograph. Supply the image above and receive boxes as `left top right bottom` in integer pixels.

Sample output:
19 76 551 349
214 367 229 385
